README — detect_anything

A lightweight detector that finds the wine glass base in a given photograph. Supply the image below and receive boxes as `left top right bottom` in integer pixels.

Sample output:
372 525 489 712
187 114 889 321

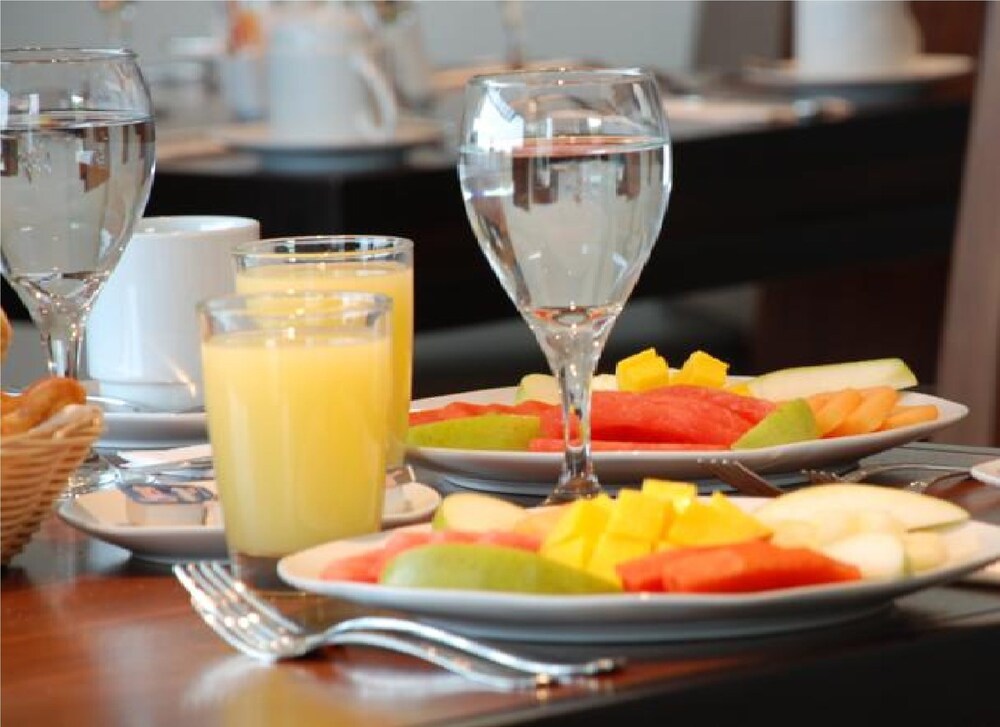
542 476 604 505
59 452 122 500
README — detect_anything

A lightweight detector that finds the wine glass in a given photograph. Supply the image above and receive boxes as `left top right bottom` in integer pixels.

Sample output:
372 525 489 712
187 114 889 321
458 68 672 504
1 48 156 494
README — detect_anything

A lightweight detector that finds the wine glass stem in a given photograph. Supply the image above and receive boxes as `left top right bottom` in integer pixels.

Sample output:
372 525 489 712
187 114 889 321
540 326 603 504
40 311 85 378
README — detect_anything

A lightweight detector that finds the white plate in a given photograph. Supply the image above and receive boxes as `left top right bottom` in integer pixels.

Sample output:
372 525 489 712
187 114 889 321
971 458 1000 488
405 387 968 488
212 116 444 153
99 410 208 450
57 482 442 564
278 498 1000 643
743 53 973 88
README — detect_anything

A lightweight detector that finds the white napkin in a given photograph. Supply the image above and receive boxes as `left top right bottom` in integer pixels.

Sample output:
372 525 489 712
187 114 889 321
116 444 414 515
118 443 212 465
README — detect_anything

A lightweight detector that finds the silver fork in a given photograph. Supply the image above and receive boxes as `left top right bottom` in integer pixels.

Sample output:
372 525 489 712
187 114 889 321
698 458 784 498
173 562 623 690
802 463 967 485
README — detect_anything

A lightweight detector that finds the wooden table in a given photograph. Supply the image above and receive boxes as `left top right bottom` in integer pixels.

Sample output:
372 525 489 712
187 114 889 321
4 442 1000 726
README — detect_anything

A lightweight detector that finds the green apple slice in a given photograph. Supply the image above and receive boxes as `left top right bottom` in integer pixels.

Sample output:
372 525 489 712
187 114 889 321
745 358 918 401
732 399 819 449
431 492 526 532
380 543 621 594
406 413 540 451
753 483 969 531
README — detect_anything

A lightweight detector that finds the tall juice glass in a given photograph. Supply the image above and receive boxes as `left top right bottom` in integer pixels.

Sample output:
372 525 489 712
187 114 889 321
233 236 413 470
199 291 392 591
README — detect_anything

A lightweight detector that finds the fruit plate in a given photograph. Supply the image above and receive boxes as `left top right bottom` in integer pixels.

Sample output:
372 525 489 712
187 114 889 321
278 499 1000 643
405 387 967 487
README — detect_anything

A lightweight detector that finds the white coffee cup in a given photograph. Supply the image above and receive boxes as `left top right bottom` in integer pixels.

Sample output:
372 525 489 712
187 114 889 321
795 0 922 76
86 216 260 411
265 3 397 141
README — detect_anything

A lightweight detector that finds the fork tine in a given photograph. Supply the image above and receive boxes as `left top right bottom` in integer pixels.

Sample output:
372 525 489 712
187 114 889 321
698 458 782 497
204 562 306 634
175 563 279 659
192 565 311 658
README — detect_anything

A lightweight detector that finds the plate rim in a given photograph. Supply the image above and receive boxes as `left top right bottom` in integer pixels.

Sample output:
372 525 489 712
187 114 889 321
971 458 1000 488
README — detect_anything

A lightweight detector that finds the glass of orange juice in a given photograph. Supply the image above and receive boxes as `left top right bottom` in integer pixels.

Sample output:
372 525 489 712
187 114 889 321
198 290 392 591
232 236 413 471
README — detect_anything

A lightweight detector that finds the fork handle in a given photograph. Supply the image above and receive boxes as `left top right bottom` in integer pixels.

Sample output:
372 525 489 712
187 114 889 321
328 616 624 680
327 631 549 691
843 464 967 482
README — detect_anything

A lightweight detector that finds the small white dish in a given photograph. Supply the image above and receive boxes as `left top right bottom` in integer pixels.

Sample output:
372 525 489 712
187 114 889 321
58 482 441 564
99 410 208 450
406 387 968 489
278 497 1000 643
971 458 1000 488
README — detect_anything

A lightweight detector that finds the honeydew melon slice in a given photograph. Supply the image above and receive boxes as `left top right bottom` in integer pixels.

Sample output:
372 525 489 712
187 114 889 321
513 373 618 405
753 484 968 532
821 532 907 581
745 358 918 401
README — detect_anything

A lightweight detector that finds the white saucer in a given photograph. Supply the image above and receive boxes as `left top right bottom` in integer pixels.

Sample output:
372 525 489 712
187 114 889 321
744 54 973 87
971 458 1000 488
57 481 442 564
99 410 208 450
212 116 445 154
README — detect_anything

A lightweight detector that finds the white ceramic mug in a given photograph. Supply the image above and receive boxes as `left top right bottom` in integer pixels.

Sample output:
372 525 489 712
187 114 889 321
85 216 260 411
795 0 922 76
265 4 397 141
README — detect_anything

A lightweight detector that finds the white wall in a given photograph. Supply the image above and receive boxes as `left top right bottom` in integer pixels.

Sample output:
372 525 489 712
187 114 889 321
1 1 779 74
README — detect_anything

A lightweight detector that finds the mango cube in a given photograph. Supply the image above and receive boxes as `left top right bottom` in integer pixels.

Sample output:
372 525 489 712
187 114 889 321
666 493 771 547
616 348 670 392
543 497 612 548
587 533 651 584
540 535 592 570
605 490 669 542
671 350 729 389
725 382 752 397
640 478 697 513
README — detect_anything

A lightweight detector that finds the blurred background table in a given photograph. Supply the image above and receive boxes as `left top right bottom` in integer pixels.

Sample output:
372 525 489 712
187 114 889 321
0 92 972 397
143 95 977 396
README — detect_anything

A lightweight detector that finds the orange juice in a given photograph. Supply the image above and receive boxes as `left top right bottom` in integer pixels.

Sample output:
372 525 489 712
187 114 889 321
201 327 391 560
235 261 412 466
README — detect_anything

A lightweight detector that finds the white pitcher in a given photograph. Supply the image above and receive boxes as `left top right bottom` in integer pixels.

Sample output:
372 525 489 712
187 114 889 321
266 2 397 141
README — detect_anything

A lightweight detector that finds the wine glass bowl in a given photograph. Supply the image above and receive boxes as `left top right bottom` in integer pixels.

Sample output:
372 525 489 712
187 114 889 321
1 48 155 494
458 68 671 503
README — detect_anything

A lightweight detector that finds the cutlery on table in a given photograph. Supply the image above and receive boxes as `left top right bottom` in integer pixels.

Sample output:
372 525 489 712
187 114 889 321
173 561 624 691
802 463 968 485
697 458 784 498
103 452 215 475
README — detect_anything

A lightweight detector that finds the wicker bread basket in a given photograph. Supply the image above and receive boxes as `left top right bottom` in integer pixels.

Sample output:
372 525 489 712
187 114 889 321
1 404 104 565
